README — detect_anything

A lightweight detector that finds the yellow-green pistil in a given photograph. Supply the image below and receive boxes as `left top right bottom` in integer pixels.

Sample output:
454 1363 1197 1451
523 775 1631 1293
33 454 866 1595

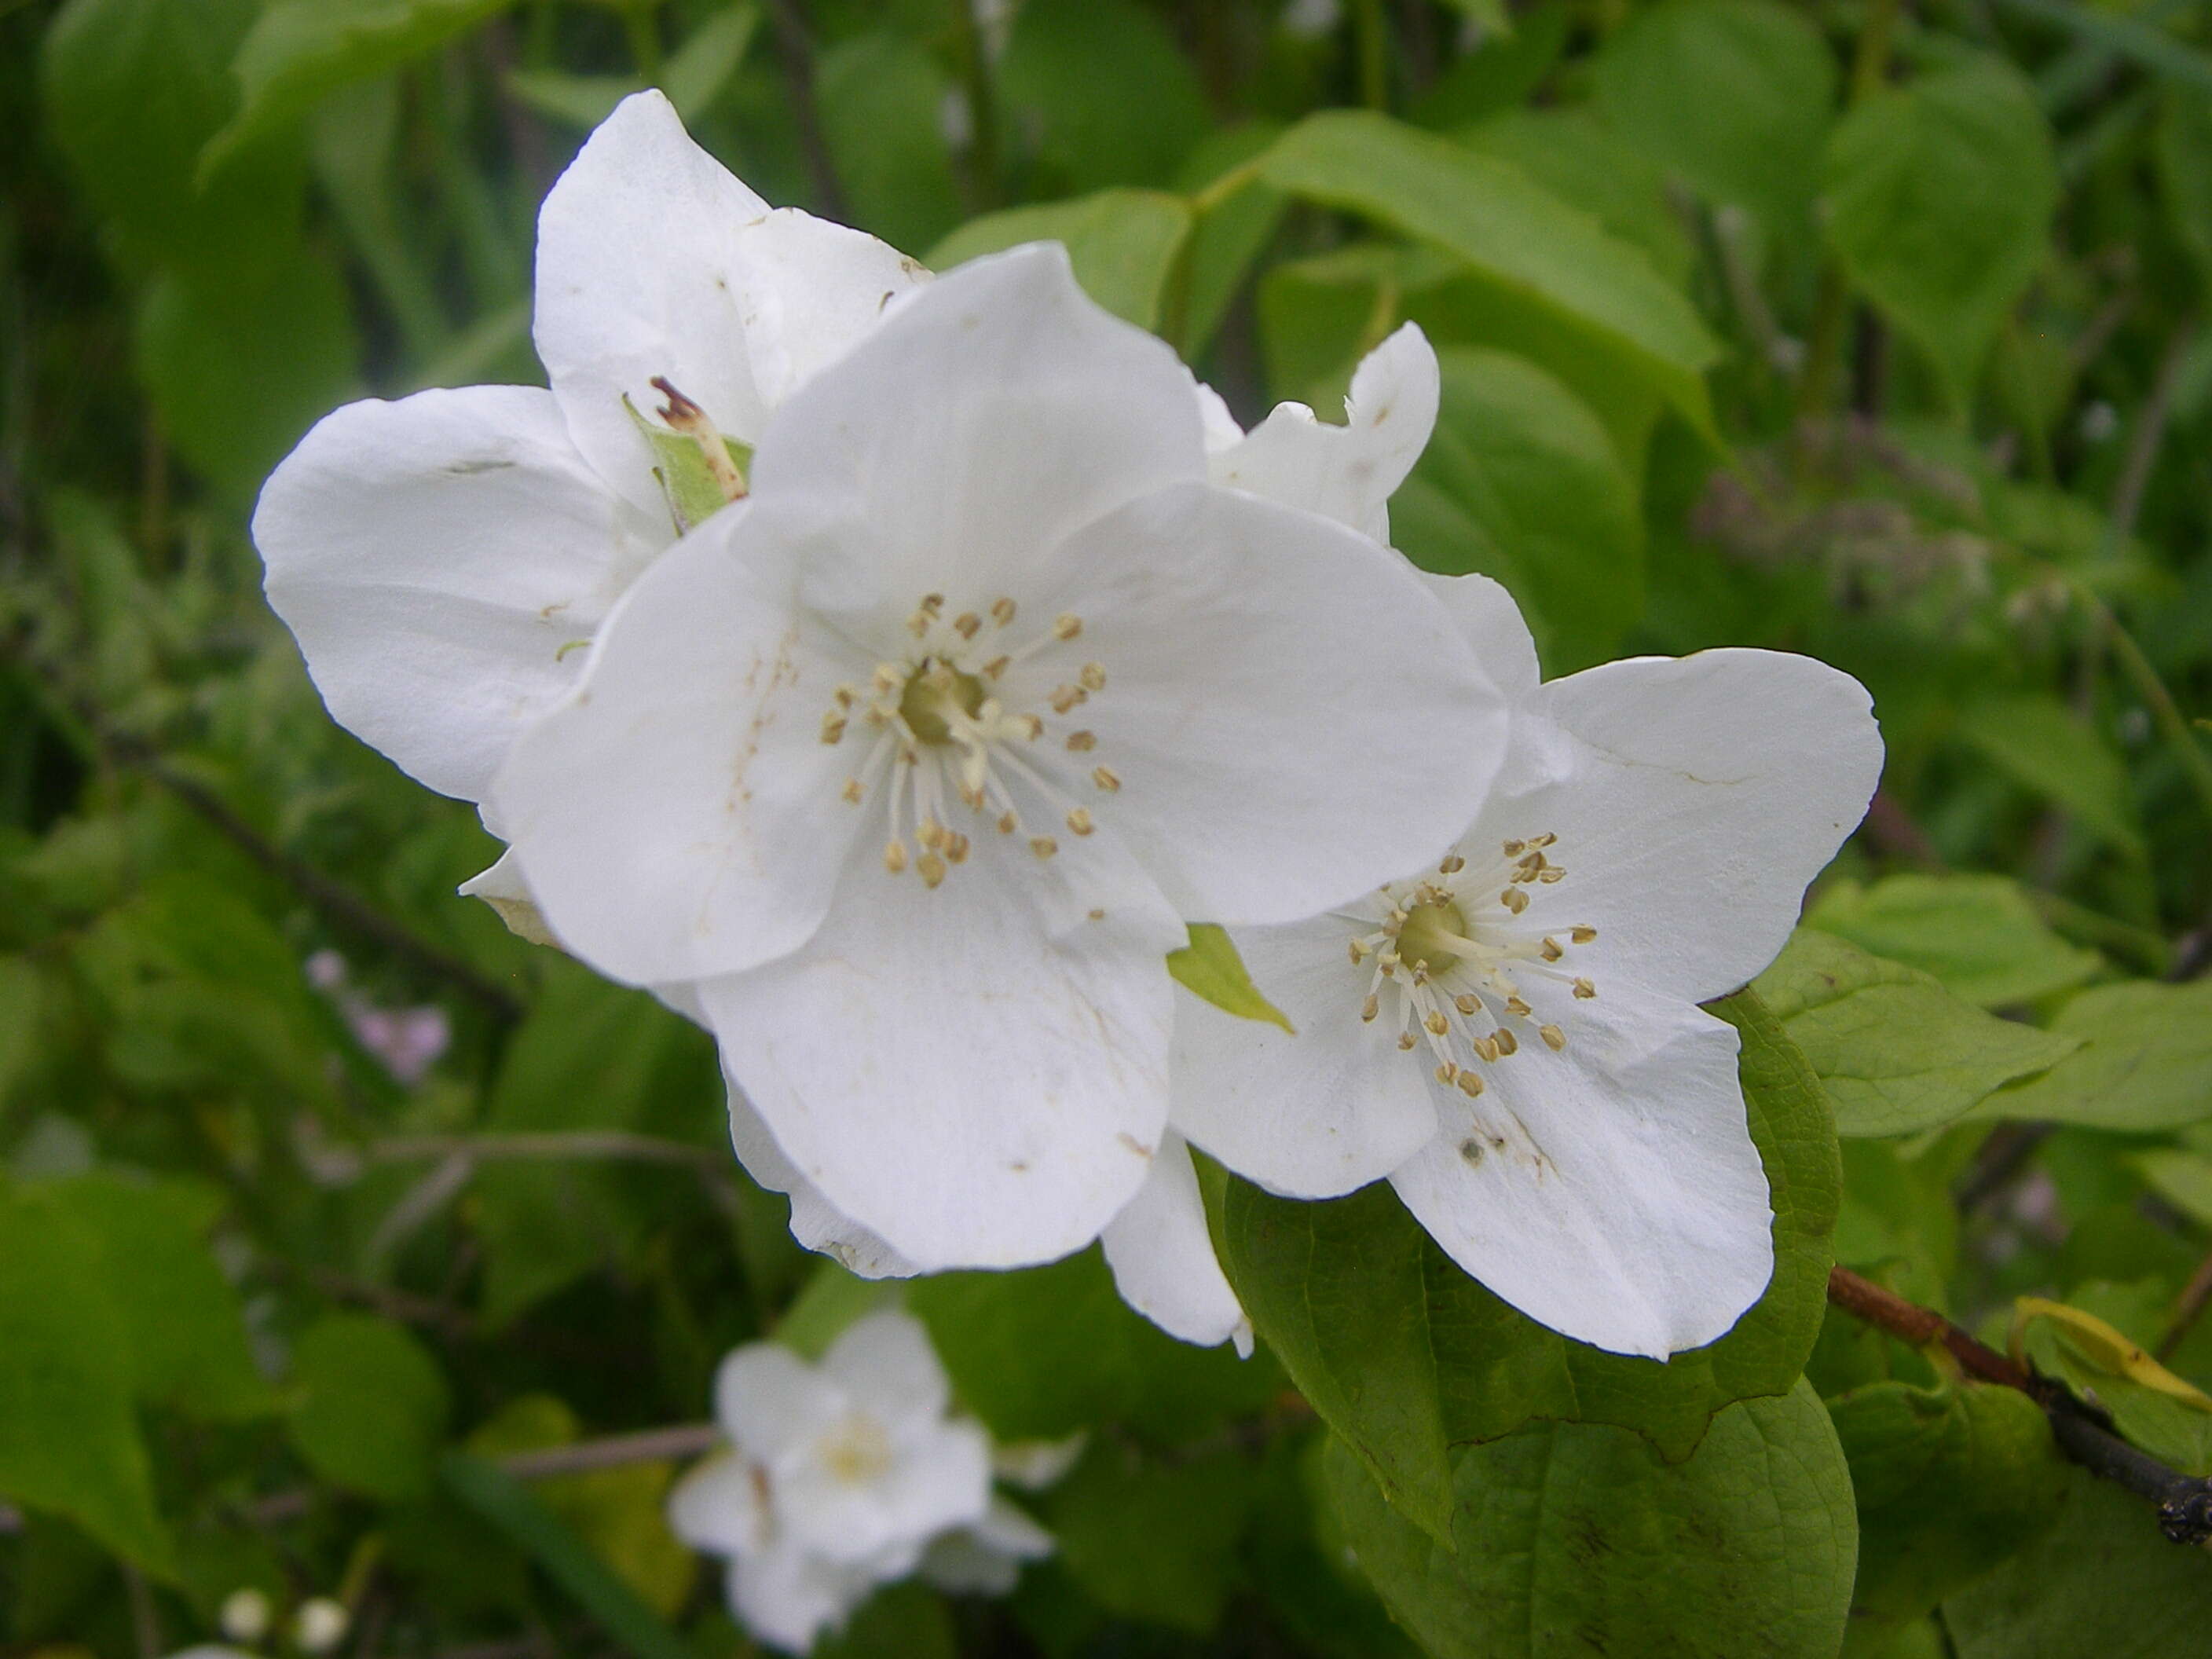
897 659 986 745
1394 895 1470 977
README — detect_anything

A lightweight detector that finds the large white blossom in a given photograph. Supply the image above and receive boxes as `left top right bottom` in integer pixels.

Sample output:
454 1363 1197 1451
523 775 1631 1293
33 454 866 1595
1170 576 1884 1357
667 1309 1042 1653
490 244 1507 1283
254 89 922 830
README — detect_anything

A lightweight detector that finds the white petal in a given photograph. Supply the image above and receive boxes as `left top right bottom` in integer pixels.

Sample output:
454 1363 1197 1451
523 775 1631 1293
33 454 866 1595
255 385 659 802
726 1547 878 1655
1192 377 1243 453
780 1417 993 1568
666 1449 765 1556
533 90 772 516
920 1496 1056 1595
1389 985 1771 1357
1101 1132 1252 1353
698 828 1184 1272
1206 323 1439 544
1170 916 1440 1199
727 1082 924 1279
491 507 865 987
754 244 1203 627
457 847 561 949
714 1342 839 1459
1422 569 1541 702
1504 649 1883 1002
823 1310 951 1427
734 207 929 407
1048 482 1506 926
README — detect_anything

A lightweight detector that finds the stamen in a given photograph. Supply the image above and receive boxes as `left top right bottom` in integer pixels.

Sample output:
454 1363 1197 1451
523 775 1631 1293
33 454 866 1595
991 598 1017 627
1540 937 1563 961
1091 767 1121 792
1031 836 1057 859
1539 1024 1566 1051
1079 663 1107 691
842 778 863 804
1050 685 1087 714
954 612 981 639
1454 994 1480 1016
997 812 1017 834
1493 1028 1519 1057
820 713 847 744
1066 807 1094 837
1573 978 1596 999
1397 1032 1417 1051
1361 994 1379 1022
983 655 1011 679
1434 1064 1458 1085
1440 854 1465 873
1570 925 1598 944
884 840 907 874
1501 888 1529 914
1053 613 1082 640
1456 1071 1485 1098
1425 1012 1449 1037
1066 731 1097 751
918 852 947 889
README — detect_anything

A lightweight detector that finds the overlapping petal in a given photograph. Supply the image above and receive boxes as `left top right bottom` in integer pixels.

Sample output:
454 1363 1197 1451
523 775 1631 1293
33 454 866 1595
1099 1132 1251 1353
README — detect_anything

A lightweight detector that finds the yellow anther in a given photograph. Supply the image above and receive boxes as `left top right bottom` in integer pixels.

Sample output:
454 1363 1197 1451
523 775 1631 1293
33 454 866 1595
954 611 981 639
959 782 987 810
1540 937 1563 961
833 685 856 709
873 664 903 695
1573 978 1597 999
1011 714 1043 739
1457 1071 1485 1098
983 655 1011 679
1502 839 1525 855
918 819 947 851
1455 994 1480 1016
1088 908 1105 921
1066 807 1095 837
1505 995 1532 1016
1349 940 1369 965
1540 1024 1566 1051
918 852 947 889
1053 613 1082 640
997 811 1017 834
944 833 971 865
1030 835 1057 859
1425 1012 1450 1037
1539 867 1566 884
1079 662 1107 691
820 714 846 745
1502 888 1529 914
1397 1032 1418 1051
1529 833 1556 848
906 610 932 638
1440 853 1465 873
1473 1035 1500 1063
1361 993 1379 1022
841 778 863 804
1092 766 1121 793
1050 685 1086 714
1570 925 1598 944
884 840 908 874
991 598 1017 627
1066 730 1097 752
1435 1063 1458 1085
1493 1027 1519 1056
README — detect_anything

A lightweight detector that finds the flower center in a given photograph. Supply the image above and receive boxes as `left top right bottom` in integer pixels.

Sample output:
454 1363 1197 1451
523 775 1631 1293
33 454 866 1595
818 594 1122 890
1341 835 1600 1159
815 1412 893 1487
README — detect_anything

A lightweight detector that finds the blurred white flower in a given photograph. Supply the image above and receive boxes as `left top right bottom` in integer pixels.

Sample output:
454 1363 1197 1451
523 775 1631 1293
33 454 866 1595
667 1309 1035 1652
217 1585 271 1644
255 89 923 859
491 246 1505 1277
1170 576 1884 1357
292 1597 349 1656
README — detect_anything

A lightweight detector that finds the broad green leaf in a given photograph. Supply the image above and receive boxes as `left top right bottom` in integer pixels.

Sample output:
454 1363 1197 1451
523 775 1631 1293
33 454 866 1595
906 1247 1280 1448
1591 0 1835 229
44 1174 272 1420
0 1182 173 1574
287 1313 452 1502
1822 59 2057 407
1943 1468 2212 1656
1216 990 1840 1546
1828 1379 2066 1626
2156 87 2212 293
1952 694 2144 858
1459 108 1694 286
997 0 1211 194
815 1582 958 1659
40 0 302 269
0 957 41 1108
1256 243 1408 410
134 251 360 500
2133 1145 2212 1230
1390 346 1644 672
1326 1380 1857 1659
1806 873 2103 1008
1043 1442 1261 1632
2012 1298 2212 1475
1753 930 2079 1137
775 1261 898 1361
927 190 1193 331
1833 1137 1958 1298
440 1452 693 1659
816 28 964 255
1246 1434 1420 1659
1979 979 2212 1131
1173 122 1290 357
1167 924 1294 1034
503 5 756 129
202 0 515 179
1254 111 1721 433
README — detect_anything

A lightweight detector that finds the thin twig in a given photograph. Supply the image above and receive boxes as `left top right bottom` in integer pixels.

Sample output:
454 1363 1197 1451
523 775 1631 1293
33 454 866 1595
1828 1266 2212 1543
764 0 848 220
2157 1246 2212 1361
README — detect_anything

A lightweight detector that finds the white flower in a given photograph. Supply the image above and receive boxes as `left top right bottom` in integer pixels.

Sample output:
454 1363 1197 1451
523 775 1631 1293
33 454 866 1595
490 245 1507 1276
665 1311 1001 1652
253 90 923 835
1170 576 1884 1357
217 1587 271 1644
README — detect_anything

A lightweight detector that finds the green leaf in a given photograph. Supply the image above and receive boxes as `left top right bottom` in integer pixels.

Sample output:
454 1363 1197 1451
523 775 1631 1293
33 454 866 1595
1173 123 1290 357
1943 1467 2212 1656
927 190 1194 331
1043 1442 1261 1632
40 0 303 269
1591 0 1837 228
816 28 964 255
503 5 757 130
1805 873 2104 1009
202 0 516 181
0 957 42 1109
1459 108 1695 287
1821 59 2057 407
1254 110 1721 433
1753 931 2080 1137
1215 990 1840 1547
2012 1298 2212 1475
997 0 1212 194
287 1313 452 1502
0 1182 173 1574
1828 1379 2067 1626
133 251 360 500
440 1452 694 1659
1167 924 1294 1034
2156 87 2212 294
1325 1380 1858 1659
906 1247 1280 1448
1978 979 2212 1131
1952 694 2144 858
44 1174 272 1421
1390 345 1644 672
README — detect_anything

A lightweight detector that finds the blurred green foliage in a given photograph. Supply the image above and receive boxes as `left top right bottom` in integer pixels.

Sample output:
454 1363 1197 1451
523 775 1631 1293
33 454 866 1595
4 0 2212 1654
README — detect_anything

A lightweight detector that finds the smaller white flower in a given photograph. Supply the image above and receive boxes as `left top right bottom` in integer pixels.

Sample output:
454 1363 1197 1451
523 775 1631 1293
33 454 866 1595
1170 577 1884 1358
667 1310 1001 1653
292 1599 349 1656
217 1587 271 1645
919 1495 1057 1595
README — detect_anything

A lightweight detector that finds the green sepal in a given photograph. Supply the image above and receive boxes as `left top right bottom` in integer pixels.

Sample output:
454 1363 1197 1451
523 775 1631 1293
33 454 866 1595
621 395 752 533
1167 924 1294 1033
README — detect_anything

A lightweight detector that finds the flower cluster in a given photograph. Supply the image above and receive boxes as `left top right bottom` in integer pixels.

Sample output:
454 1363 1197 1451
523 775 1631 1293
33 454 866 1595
666 1309 1057 1651
257 93 1882 1370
